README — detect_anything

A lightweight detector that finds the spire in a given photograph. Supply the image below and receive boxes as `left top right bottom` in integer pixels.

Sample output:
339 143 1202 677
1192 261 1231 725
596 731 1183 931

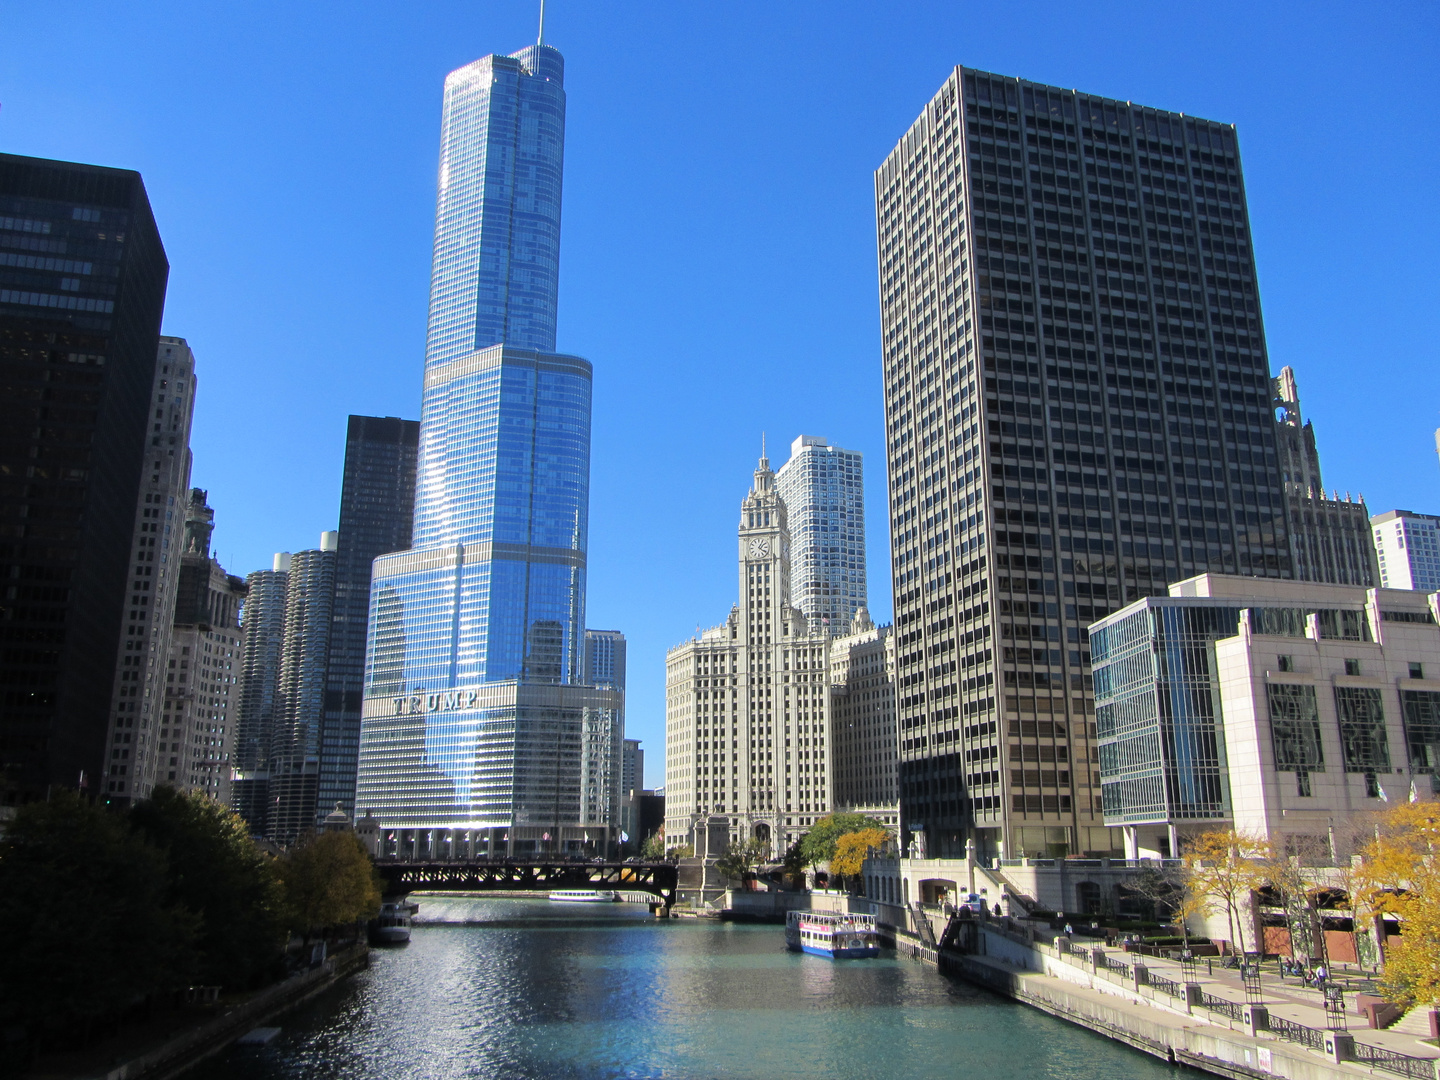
538 0 546 45
759 431 768 471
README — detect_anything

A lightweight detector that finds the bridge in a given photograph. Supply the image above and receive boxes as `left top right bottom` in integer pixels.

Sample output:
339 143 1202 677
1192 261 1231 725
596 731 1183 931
374 859 679 910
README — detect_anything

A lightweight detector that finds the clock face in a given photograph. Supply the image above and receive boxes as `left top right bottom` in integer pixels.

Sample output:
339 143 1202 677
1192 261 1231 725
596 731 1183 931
747 537 771 559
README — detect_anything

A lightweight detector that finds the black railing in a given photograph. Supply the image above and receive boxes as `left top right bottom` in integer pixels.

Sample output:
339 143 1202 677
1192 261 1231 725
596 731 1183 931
1147 973 1182 999
1268 1014 1326 1052
1103 956 1131 979
1199 993 1244 1022
1351 1041 1438 1080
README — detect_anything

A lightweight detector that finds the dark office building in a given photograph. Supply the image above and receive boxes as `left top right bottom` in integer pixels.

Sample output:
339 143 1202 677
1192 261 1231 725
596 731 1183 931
318 415 418 822
875 69 1291 860
0 154 168 805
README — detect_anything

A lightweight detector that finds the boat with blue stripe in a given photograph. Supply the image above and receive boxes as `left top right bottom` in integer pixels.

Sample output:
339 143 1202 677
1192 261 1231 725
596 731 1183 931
785 910 880 958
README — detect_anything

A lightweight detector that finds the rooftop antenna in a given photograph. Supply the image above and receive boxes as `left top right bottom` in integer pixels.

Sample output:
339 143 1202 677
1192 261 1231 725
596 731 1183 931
537 0 546 46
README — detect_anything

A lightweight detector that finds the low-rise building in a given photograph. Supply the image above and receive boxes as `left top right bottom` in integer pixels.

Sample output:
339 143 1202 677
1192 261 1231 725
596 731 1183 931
1090 574 1440 861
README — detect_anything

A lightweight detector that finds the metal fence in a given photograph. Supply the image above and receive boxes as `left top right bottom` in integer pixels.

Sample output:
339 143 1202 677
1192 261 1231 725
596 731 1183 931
1198 993 1244 1022
1103 956 1131 979
1351 1041 1438 1080
1268 1014 1326 1053
1146 973 1182 999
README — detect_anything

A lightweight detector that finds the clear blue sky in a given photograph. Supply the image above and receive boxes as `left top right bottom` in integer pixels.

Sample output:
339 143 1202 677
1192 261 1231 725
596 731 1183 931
3 2 1436 787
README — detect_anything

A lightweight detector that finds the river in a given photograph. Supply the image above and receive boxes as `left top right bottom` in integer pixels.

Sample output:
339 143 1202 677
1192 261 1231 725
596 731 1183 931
194 897 1181 1080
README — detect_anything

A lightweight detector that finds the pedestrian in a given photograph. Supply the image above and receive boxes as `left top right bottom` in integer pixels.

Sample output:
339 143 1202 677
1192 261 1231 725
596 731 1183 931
1064 921 1074 937
1314 963 1328 986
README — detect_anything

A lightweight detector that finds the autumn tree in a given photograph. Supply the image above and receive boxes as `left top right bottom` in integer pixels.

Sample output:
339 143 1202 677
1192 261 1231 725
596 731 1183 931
1182 829 1271 955
277 830 382 939
1354 802 1440 1003
798 813 889 873
130 786 286 988
830 828 893 892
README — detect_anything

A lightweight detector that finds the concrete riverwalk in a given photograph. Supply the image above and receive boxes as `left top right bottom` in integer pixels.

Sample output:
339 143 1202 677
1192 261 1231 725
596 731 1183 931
899 916 1439 1080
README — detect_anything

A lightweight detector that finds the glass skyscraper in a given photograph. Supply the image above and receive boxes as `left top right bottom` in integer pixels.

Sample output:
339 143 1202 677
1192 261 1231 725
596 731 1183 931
356 40 620 855
775 435 868 635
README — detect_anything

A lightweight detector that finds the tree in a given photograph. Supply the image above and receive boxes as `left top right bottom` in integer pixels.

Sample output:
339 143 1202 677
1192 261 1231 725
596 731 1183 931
1354 802 1440 1003
0 794 196 1049
830 828 892 891
799 813 888 873
130 786 286 988
1182 829 1270 955
1259 838 1331 964
715 837 768 881
277 830 381 938
640 831 667 859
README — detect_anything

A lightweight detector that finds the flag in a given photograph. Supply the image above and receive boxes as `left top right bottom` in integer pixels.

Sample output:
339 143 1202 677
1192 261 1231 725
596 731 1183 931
620 831 629 843
543 832 550 841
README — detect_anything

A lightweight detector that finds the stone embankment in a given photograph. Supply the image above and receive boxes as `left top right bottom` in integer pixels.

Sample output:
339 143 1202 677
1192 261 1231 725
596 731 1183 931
893 914 1440 1080
89 944 370 1080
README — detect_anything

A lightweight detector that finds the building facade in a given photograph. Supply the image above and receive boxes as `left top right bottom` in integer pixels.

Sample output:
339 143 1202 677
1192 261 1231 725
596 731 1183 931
161 488 245 802
621 737 642 796
1273 367 1376 586
1090 574 1440 860
1371 510 1440 592
876 68 1293 860
356 38 623 855
828 608 899 820
103 336 197 802
0 153 169 806
230 553 289 834
585 628 626 690
775 436 868 636
268 534 337 844
665 454 833 854
320 415 418 822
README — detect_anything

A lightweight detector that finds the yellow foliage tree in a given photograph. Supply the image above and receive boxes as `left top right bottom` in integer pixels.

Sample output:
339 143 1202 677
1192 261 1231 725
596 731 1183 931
830 828 892 889
1181 829 1271 955
277 831 382 939
1354 802 1440 1004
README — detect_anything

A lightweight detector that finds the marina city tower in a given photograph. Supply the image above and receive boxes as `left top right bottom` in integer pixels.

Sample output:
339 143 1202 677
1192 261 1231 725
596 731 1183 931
355 39 621 855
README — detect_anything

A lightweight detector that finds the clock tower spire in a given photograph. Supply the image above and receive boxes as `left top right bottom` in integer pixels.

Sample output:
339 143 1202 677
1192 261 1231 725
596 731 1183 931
739 452 791 640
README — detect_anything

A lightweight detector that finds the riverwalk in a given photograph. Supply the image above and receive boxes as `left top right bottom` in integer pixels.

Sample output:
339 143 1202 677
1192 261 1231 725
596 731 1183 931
909 916 1440 1080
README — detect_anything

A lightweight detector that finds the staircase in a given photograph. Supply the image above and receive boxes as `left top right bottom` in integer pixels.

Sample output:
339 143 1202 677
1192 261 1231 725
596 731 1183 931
1389 1005 1436 1038
910 903 938 949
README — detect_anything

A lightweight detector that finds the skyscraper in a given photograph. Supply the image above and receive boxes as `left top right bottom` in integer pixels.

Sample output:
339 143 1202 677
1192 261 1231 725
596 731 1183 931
1371 510 1440 592
160 488 245 802
876 69 1293 860
230 553 290 835
665 454 833 853
0 154 169 806
103 336 197 803
827 608 899 819
356 37 621 856
1273 367 1376 586
775 436 868 635
320 415 419 822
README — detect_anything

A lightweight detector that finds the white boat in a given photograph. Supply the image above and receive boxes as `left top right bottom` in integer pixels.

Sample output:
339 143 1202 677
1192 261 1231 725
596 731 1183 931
370 900 415 944
786 910 880 958
548 889 620 903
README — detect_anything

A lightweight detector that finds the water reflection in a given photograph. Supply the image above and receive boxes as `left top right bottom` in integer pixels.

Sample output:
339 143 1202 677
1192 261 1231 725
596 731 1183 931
197 898 1179 1080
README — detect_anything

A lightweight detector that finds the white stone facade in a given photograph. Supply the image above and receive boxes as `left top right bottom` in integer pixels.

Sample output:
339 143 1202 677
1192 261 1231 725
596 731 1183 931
828 610 899 816
1371 509 1440 592
775 436 867 637
665 454 833 854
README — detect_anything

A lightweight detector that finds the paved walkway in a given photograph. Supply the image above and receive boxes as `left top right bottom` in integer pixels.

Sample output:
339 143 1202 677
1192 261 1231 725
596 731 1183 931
1064 934 1437 1060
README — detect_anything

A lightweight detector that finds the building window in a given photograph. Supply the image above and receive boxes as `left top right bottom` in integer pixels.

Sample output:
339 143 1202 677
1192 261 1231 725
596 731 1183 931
1277 655 1293 672
1410 662 1425 680
1344 658 1361 676
1333 685 1391 774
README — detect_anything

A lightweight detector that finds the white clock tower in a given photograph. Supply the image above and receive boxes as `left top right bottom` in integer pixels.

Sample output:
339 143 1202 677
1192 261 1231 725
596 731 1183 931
665 445 834 856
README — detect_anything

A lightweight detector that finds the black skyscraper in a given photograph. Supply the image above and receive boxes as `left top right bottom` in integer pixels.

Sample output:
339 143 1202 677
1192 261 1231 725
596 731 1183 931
0 154 168 805
318 415 419 820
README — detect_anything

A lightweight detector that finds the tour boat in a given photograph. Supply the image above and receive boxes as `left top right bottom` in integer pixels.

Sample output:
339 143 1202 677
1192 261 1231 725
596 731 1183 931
371 900 415 944
786 910 880 958
548 889 621 903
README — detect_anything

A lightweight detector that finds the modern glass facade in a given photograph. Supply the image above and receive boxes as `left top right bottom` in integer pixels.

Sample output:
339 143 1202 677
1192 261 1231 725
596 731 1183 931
775 436 868 636
357 41 614 844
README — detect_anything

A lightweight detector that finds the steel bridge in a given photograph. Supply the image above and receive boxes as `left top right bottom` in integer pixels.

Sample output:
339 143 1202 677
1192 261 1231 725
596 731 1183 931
374 859 679 909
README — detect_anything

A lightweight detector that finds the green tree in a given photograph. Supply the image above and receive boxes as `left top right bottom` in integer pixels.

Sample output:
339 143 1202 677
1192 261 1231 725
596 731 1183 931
799 813 888 872
641 831 667 859
130 786 286 988
0 794 196 1048
277 830 382 938
781 840 808 887
715 837 768 881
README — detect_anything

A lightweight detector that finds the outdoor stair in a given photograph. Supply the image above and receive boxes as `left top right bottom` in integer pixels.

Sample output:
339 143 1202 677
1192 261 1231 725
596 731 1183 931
1390 1005 1436 1037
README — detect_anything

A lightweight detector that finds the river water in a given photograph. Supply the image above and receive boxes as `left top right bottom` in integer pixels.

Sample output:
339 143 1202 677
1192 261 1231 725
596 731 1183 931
195 897 1181 1080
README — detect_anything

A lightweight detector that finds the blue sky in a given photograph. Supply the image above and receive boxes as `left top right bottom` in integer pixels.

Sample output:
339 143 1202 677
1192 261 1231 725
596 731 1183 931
3 2 1436 786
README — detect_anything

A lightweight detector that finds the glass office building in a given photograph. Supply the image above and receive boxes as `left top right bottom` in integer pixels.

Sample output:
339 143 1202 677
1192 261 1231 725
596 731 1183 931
775 436 868 636
357 41 620 852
